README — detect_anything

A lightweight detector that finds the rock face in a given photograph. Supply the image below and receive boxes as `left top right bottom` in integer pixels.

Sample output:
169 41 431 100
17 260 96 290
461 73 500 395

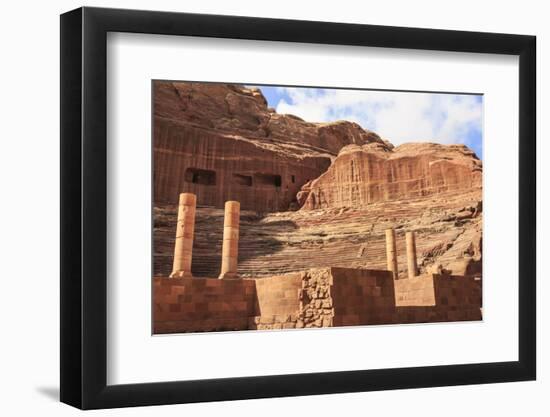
153 81 483 283
154 81 387 211
154 189 482 279
155 81 387 154
298 142 482 210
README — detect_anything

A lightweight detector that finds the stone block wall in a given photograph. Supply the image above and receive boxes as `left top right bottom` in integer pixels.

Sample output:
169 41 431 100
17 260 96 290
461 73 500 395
251 273 302 330
394 273 482 323
330 268 396 326
254 273 302 316
153 277 256 333
296 269 335 329
394 274 439 306
433 274 482 308
153 268 482 334
249 268 396 330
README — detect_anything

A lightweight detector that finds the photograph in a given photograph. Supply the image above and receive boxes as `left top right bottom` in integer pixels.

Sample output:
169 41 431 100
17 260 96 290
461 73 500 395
0 0 542 413
152 81 483 334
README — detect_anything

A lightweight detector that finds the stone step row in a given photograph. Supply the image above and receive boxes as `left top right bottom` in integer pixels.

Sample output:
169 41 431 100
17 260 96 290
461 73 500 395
154 190 481 279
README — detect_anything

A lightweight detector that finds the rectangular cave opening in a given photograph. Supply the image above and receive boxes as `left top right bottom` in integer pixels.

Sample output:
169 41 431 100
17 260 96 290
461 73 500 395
233 173 253 186
254 173 282 187
184 167 216 186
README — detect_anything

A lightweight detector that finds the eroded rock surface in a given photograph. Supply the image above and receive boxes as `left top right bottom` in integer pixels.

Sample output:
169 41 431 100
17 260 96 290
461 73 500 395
299 142 482 210
153 81 483 280
154 81 395 212
154 189 482 279
155 81 388 154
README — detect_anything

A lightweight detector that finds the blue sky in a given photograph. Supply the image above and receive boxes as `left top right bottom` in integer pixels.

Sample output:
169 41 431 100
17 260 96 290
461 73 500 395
254 85 483 159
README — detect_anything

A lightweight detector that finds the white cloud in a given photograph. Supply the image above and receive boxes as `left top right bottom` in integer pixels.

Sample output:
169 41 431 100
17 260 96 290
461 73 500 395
274 87 482 147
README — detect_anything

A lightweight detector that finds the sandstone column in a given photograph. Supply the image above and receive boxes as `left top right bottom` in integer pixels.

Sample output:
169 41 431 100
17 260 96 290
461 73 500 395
406 231 418 278
219 201 240 279
385 228 398 279
170 193 196 278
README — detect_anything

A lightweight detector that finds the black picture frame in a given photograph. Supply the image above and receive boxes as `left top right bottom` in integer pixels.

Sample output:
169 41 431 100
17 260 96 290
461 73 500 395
60 6 536 410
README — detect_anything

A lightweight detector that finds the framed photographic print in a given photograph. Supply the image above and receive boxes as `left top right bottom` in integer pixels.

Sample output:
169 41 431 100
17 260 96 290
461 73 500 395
60 6 536 409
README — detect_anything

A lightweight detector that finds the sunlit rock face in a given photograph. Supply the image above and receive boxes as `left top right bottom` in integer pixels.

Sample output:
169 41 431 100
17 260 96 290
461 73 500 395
153 81 482 281
298 142 482 210
153 81 389 212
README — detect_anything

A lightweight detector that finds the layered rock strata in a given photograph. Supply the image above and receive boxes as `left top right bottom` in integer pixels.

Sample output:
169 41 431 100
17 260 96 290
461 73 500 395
153 81 482 285
154 81 389 211
154 189 482 279
298 142 482 210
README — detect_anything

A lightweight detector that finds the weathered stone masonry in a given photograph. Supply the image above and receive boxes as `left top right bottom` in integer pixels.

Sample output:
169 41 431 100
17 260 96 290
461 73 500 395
152 81 484 334
153 82 483 285
153 193 481 333
154 268 481 333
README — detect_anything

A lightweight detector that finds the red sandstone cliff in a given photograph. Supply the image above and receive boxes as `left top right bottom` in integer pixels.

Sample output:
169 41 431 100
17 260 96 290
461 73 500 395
153 81 483 280
298 142 482 210
155 81 388 155
153 81 395 211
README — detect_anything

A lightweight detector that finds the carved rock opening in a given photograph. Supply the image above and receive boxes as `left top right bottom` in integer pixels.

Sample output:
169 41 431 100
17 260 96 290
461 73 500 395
233 173 253 186
254 173 282 187
184 167 216 186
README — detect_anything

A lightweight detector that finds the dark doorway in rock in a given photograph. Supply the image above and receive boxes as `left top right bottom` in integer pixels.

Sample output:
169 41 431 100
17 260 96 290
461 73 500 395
255 173 282 187
233 173 253 186
184 168 216 185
